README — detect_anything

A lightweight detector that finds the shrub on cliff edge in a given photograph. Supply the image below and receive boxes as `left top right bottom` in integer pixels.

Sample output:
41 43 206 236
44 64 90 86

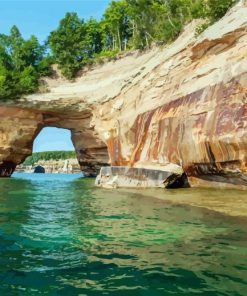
0 26 52 101
0 0 236 97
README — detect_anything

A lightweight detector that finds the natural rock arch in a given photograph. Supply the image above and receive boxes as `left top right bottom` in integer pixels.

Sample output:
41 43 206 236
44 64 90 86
0 4 247 188
0 107 109 177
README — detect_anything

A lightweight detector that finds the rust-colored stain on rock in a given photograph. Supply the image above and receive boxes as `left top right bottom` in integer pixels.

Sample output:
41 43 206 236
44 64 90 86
0 2 246 188
121 76 247 185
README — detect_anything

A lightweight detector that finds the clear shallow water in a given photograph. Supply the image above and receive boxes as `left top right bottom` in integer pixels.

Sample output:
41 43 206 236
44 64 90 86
0 173 246 296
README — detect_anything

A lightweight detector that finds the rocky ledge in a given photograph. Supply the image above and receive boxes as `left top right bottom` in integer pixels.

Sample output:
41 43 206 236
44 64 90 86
0 1 246 189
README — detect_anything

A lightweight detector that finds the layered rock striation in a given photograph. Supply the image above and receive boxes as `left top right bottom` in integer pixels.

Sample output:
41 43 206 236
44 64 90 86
0 2 246 188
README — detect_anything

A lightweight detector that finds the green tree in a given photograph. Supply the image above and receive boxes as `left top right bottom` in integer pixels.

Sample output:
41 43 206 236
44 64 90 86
126 0 169 48
0 0 237 100
17 66 38 94
0 26 52 101
6 27 46 72
36 55 54 76
206 0 235 21
84 18 103 58
0 64 15 99
103 1 131 51
48 12 87 79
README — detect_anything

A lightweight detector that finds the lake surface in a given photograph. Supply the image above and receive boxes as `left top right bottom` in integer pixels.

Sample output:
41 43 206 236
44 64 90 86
0 173 246 295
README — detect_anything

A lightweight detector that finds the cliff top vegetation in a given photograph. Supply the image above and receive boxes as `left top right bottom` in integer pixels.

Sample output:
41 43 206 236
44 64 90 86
0 0 236 101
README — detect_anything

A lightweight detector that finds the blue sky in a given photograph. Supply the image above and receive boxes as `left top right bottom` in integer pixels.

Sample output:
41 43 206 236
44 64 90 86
33 128 74 152
0 0 110 42
1 0 110 152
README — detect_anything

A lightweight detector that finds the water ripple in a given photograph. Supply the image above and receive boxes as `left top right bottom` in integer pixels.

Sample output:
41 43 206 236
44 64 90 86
0 173 246 295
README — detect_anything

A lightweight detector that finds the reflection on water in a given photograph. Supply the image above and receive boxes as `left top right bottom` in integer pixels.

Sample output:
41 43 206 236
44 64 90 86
0 173 246 295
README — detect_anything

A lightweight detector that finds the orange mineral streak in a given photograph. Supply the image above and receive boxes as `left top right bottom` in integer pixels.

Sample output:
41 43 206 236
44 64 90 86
107 133 128 166
0 2 246 186
129 111 154 166
126 75 247 179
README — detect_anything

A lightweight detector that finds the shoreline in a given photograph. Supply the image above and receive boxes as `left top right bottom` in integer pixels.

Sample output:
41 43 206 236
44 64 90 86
10 173 247 218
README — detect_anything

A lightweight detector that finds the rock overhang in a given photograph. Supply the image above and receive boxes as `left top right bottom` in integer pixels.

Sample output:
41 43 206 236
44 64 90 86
0 2 246 188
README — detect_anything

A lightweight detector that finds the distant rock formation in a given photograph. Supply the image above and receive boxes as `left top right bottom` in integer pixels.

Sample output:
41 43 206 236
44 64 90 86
34 165 45 174
17 158 81 174
0 2 246 188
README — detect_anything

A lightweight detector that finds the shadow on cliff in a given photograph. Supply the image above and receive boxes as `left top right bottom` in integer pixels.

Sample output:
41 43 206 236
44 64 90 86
163 173 190 189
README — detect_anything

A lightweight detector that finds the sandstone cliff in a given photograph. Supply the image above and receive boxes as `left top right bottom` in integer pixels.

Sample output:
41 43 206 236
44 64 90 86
0 2 246 189
16 158 80 174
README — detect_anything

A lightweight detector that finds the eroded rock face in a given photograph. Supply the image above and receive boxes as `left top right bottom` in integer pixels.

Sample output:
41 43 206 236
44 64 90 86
0 107 109 177
0 2 246 188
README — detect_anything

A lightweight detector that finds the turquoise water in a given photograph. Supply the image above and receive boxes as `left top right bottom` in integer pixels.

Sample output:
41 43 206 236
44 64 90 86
0 173 246 295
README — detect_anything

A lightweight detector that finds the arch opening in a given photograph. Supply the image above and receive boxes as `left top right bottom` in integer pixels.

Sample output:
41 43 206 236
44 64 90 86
17 127 81 174
33 127 74 153
0 108 110 177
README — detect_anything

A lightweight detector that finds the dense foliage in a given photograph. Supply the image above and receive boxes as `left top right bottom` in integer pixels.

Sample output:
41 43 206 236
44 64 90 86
23 151 77 166
0 0 236 96
48 0 236 78
207 0 235 21
0 26 52 100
